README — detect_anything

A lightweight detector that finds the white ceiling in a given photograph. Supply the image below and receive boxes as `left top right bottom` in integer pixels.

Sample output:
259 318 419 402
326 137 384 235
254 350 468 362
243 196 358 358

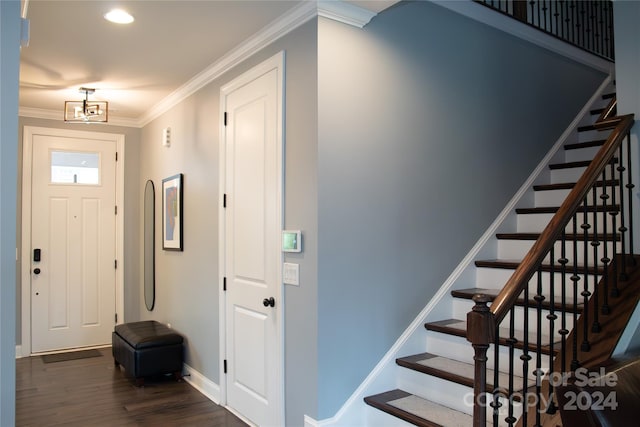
19 0 397 127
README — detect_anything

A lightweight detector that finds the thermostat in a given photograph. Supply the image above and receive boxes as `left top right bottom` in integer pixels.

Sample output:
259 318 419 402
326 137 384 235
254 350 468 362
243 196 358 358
282 230 301 253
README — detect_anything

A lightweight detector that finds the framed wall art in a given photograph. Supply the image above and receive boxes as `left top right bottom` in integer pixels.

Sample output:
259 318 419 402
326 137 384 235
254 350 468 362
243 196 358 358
162 173 183 251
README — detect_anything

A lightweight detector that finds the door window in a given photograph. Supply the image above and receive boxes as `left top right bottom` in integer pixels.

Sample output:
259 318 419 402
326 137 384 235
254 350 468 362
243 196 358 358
50 150 100 185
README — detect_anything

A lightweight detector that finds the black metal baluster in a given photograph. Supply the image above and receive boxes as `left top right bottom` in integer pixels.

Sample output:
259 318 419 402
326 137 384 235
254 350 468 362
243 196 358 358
608 0 615 60
601 169 611 315
590 0 596 52
553 1 562 37
571 212 580 371
617 143 628 280
534 267 544 425
542 0 549 31
609 159 620 297
561 0 567 40
529 0 536 25
597 1 604 56
626 132 636 265
592 185 601 333
547 246 558 414
569 1 576 44
581 197 591 352
537 0 542 28
521 285 531 426
559 230 569 371
492 326 501 426
506 308 517 426
585 0 592 52
577 1 584 49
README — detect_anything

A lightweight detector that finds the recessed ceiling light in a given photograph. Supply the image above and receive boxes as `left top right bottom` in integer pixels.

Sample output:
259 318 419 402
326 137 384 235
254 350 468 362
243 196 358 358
104 9 134 24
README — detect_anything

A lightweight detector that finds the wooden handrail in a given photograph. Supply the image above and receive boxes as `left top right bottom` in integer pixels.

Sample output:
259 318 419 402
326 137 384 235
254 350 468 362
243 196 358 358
489 114 635 325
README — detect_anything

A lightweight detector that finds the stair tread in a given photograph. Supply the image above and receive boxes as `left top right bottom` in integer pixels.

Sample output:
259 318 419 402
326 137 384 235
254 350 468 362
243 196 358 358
364 389 472 427
516 204 619 214
564 139 606 150
425 319 559 354
397 353 526 395
475 259 604 275
451 287 582 312
549 157 617 170
496 232 619 240
533 179 617 191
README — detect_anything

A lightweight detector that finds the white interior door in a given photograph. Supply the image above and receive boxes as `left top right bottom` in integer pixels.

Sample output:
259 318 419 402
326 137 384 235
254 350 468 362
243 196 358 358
30 133 117 353
222 52 283 427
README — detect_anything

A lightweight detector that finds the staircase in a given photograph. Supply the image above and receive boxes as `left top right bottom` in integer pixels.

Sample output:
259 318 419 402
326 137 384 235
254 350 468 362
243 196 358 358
364 88 639 426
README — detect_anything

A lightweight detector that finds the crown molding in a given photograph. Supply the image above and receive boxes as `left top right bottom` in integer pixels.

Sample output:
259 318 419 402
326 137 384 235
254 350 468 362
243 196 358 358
19 1 379 128
138 0 318 126
318 0 377 28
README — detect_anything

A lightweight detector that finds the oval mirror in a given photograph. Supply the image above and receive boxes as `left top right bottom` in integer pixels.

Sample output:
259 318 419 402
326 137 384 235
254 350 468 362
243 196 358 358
144 180 155 311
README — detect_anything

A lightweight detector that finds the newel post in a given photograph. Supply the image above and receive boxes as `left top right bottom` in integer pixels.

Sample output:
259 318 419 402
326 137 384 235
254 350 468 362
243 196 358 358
466 294 495 427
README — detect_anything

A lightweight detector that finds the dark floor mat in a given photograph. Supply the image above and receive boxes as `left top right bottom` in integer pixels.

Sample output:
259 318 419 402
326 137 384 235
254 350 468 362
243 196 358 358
42 349 103 363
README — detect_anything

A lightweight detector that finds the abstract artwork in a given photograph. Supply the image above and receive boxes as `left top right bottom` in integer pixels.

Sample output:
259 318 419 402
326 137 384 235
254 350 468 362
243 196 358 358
162 173 183 251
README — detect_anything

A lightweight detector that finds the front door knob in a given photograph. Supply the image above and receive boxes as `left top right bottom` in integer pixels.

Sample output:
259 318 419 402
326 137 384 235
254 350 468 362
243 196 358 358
263 297 275 307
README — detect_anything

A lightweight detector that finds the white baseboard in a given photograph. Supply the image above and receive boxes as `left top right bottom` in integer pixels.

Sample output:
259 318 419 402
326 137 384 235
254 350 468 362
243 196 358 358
304 415 320 427
15 345 22 358
182 363 221 404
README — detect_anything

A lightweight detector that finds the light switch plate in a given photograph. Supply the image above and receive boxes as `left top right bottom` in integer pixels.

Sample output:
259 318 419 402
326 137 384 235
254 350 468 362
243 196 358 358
283 262 299 286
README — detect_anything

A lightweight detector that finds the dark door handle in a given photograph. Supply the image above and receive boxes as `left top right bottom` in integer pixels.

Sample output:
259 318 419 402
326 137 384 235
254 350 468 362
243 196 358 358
33 268 41 275
34 248 41 262
263 297 275 307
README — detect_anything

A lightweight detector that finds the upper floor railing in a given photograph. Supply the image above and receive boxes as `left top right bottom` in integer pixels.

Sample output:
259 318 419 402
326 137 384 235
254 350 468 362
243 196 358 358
476 0 615 61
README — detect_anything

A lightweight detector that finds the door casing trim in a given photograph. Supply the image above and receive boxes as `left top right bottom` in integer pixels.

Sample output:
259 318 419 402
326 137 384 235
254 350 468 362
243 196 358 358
20 126 125 356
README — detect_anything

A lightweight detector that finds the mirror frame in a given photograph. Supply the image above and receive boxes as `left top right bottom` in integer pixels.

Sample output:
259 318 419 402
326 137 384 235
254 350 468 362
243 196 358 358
144 179 155 311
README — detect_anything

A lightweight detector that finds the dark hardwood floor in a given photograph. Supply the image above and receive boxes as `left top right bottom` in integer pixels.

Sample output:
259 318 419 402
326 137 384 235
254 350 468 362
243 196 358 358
16 347 248 426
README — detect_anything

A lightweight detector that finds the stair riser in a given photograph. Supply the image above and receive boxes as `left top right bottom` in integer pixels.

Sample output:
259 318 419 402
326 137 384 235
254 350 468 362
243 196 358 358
475 266 600 295
424 332 553 377
516 211 620 233
578 128 611 143
397 368 526 424
452 299 577 338
564 145 601 163
396 368 475 417
498 239 619 265
363 406 415 427
550 166 587 183
534 186 620 207
394 369 522 426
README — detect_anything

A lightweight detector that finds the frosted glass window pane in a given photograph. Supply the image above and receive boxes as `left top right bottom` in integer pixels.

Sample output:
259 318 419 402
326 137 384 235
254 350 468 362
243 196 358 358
51 151 100 185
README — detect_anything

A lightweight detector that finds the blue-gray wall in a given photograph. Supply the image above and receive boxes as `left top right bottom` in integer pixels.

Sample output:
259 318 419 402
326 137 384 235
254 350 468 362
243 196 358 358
317 1 606 417
0 1 20 424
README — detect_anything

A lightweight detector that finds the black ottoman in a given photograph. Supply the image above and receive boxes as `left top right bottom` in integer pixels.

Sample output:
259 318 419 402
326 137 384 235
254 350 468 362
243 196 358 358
112 320 184 386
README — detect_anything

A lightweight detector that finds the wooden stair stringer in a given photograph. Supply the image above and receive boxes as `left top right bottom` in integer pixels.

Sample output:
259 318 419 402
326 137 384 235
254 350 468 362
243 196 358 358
517 254 640 427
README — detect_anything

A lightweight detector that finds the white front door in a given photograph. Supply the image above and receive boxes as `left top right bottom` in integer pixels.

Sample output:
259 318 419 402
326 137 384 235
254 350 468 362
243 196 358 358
30 132 117 353
221 52 284 426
